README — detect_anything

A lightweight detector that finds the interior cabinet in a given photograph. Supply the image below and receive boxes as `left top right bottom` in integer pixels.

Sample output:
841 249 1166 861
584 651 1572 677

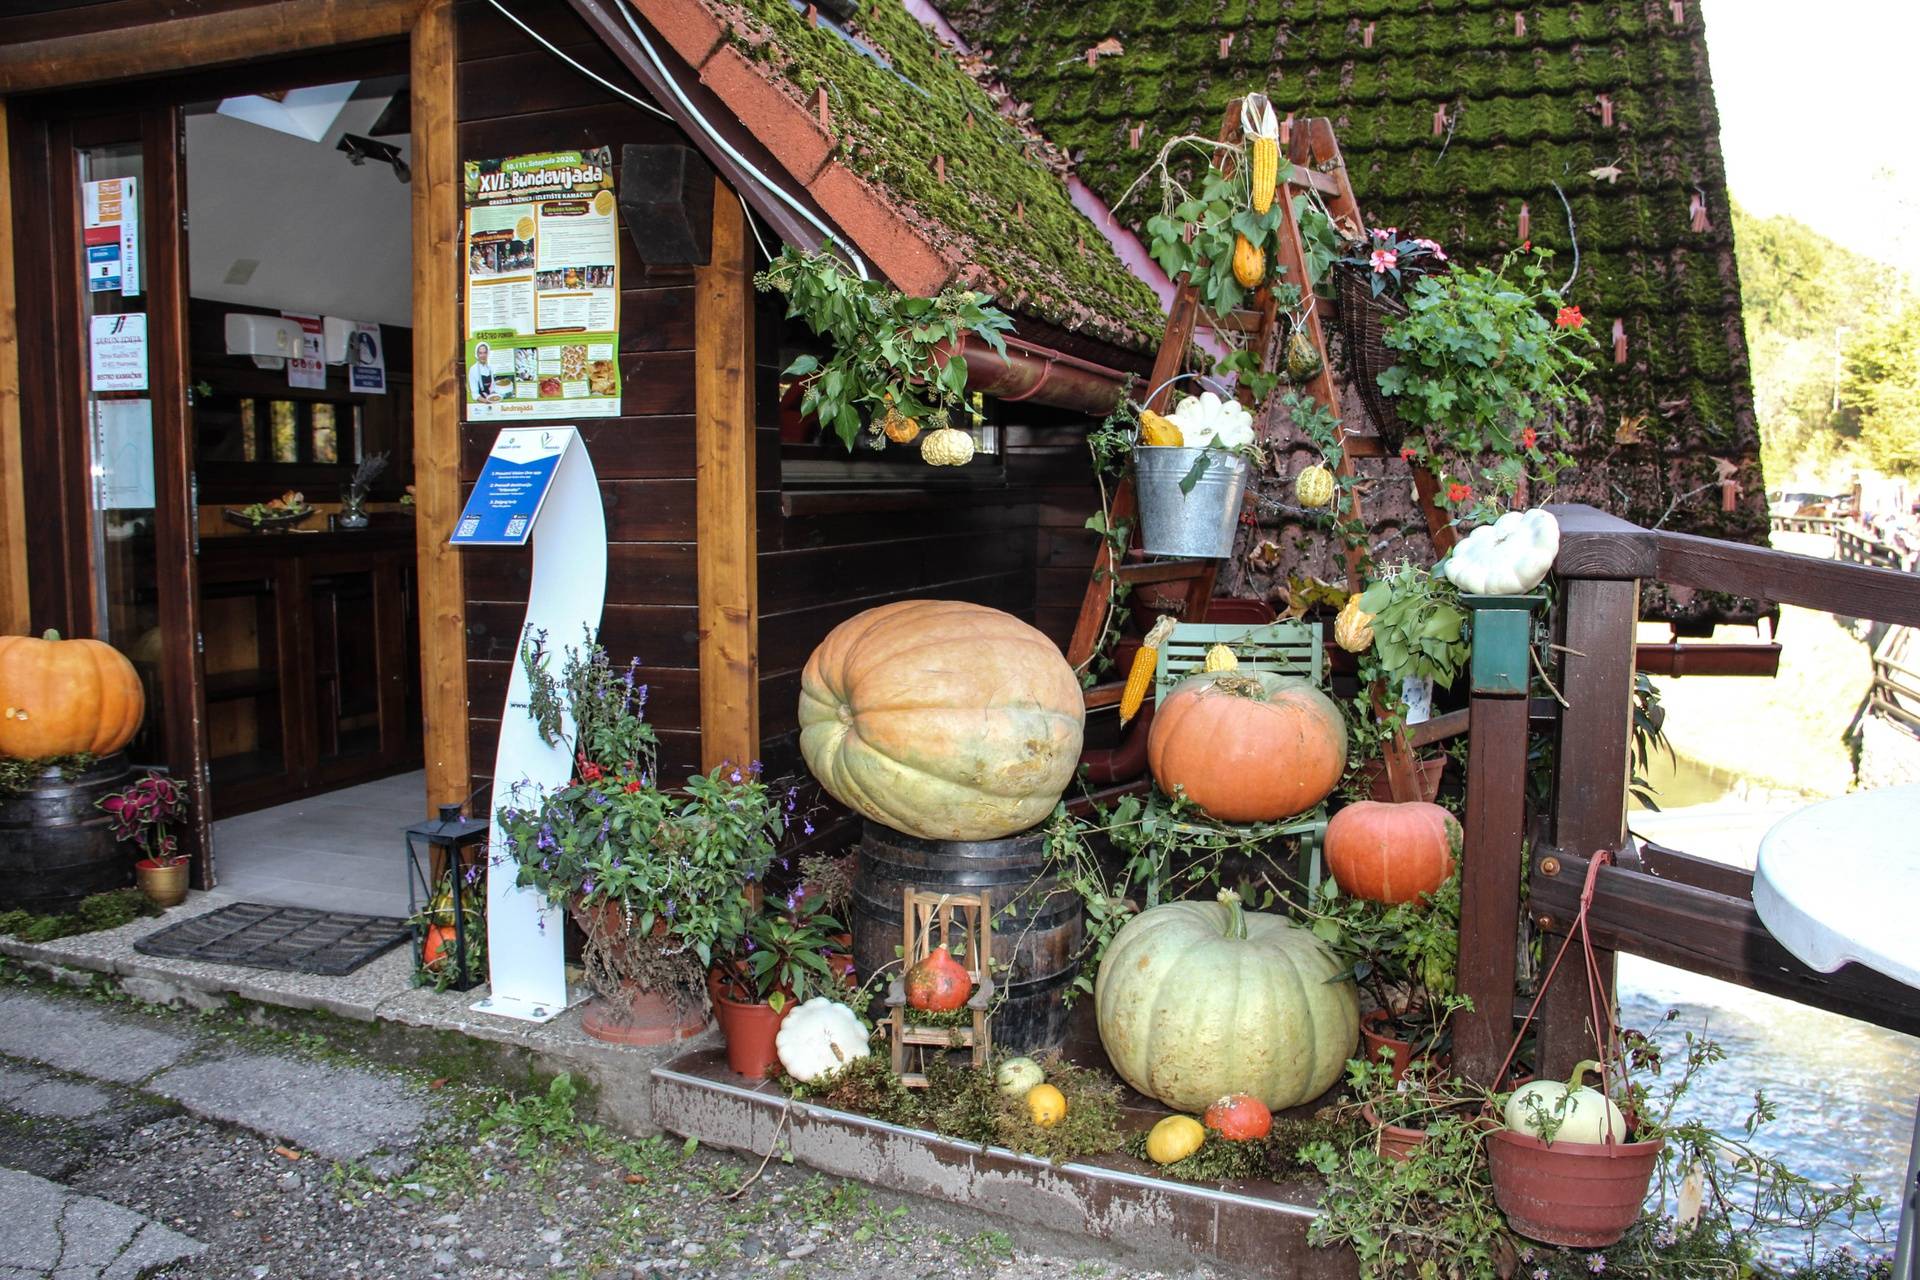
198 527 422 816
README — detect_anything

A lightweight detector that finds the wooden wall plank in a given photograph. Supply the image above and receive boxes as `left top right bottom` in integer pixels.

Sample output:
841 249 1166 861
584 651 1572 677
694 179 758 771
0 102 27 636
413 0 467 814
0 0 419 92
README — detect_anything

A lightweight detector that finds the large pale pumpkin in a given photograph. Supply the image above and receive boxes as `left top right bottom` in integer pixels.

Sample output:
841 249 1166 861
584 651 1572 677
798 601 1084 840
1096 890 1357 1112
1325 800 1460 904
1147 671 1346 822
0 630 144 759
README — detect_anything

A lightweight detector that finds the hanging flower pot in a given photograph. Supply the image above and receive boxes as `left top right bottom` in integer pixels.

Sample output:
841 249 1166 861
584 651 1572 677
1334 262 1414 451
1485 1124 1663 1247
1133 447 1250 559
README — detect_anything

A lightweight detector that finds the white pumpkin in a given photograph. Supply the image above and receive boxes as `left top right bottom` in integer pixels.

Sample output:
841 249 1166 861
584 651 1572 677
775 998 871 1083
1443 507 1560 596
1167 391 1255 450
996 1056 1045 1098
1503 1060 1629 1144
920 426 975 467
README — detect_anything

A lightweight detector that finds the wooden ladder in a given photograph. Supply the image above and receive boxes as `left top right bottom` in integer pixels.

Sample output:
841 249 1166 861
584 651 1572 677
1067 108 1456 796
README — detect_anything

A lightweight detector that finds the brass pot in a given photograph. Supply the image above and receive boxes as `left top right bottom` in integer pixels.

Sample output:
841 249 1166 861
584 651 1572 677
134 858 189 908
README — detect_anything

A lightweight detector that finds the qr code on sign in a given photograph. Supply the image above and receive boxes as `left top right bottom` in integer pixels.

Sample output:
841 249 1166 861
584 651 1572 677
505 516 528 538
457 516 480 537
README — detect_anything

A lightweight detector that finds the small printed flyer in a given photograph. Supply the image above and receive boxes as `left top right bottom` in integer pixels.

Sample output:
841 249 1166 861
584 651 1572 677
462 146 620 421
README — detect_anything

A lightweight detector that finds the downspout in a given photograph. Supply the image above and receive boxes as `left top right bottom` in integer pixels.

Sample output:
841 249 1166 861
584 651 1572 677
955 333 1128 416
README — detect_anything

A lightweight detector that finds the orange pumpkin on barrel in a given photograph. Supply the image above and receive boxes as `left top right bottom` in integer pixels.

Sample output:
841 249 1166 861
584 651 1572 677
1324 800 1460 904
1147 672 1346 823
0 630 144 759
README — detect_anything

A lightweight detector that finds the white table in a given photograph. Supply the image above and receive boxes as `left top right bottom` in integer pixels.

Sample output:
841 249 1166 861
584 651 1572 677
1755 785 1920 1277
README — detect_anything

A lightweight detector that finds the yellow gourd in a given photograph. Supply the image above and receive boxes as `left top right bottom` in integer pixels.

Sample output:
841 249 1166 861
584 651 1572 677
1203 644 1238 673
1026 1083 1067 1128
1119 615 1177 726
1295 464 1336 509
1139 409 1184 447
1335 595 1375 654
1146 1114 1207 1164
1232 234 1265 288
920 426 975 466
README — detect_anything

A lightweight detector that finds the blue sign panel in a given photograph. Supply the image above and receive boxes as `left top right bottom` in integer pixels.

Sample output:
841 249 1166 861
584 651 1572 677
450 427 576 547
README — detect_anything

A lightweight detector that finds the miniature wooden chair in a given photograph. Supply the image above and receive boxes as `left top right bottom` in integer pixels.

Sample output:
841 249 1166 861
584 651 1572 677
1152 619 1334 888
886 887 994 1087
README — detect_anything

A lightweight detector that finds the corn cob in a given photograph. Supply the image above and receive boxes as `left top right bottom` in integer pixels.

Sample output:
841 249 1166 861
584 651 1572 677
1244 94 1281 214
1119 615 1178 725
1232 234 1265 288
1203 644 1239 673
1139 409 1184 447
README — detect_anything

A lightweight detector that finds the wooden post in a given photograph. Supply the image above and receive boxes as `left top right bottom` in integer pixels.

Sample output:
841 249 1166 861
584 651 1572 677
410 0 468 812
0 100 27 636
1539 575 1640 1075
1454 594 1541 1084
695 179 758 771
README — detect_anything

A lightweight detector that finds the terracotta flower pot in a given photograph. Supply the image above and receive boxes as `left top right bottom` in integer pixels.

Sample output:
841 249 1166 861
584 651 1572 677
707 968 790 1079
134 857 188 908
1359 755 1446 803
1485 1125 1664 1248
1360 1009 1414 1079
568 896 710 1047
1360 1102 1427 1163
825 931 857 981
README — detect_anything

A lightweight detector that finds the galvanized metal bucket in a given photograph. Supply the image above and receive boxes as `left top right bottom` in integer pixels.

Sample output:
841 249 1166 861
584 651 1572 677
1133 447 1250 559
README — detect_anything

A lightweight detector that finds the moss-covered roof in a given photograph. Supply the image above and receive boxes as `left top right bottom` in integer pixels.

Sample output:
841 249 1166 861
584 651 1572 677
939 0 1768 622
694 0 1166 351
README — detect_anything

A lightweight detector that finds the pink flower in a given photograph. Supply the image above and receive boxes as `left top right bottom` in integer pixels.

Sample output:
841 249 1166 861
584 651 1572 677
1415 237 1447 261
1370 248 1398 274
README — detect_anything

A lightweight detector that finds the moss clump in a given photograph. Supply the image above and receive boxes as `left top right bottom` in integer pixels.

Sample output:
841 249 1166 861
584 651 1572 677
1123 1109 1360 1182
0 888 158 943
0 753 96 799
787 1050 1124 1164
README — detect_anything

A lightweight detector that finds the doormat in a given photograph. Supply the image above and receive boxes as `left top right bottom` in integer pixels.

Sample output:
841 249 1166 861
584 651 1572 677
134 903 411 976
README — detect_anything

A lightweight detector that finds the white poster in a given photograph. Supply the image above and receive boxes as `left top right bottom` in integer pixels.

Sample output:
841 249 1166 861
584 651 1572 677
284 312 325 389
82 176 138 298
89 313 148 391
349 321 387 395
94 400 155 511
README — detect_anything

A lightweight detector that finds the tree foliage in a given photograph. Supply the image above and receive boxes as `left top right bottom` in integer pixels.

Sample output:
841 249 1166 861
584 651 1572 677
1843 305 1920 477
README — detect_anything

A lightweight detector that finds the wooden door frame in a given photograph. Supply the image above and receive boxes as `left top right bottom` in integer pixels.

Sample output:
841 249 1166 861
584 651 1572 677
0 0 467 826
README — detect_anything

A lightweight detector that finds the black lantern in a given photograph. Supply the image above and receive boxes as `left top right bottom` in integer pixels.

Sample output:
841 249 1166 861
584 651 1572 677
404 803 489 991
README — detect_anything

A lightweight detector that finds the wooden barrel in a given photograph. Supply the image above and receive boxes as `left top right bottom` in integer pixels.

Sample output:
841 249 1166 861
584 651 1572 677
852 820 1083 1057
0 753 136 913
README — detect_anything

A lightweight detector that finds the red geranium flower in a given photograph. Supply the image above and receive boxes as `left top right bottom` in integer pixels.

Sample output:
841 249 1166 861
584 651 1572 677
1521 427 1538 449
577 757 604 784
1399 446 1416 462
1555 306 1585 330
1447 482 1472 503
624 779 642 793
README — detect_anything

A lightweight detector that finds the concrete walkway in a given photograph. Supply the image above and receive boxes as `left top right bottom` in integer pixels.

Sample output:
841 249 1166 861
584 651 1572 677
0 1167 205 1280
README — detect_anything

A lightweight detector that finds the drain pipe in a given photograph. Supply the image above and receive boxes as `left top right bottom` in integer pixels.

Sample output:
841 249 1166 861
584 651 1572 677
951 334 1130 416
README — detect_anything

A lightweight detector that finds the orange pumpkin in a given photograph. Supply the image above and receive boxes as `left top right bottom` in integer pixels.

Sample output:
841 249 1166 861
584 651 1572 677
1324 800 1460 904
421 923 458 970
0 630 144 759
1147 672 1346 823
1204 1093 1273 1141
798 601 1085 841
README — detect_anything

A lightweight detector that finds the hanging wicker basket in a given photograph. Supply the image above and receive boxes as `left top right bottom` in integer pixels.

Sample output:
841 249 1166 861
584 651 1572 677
1334 263 1414 451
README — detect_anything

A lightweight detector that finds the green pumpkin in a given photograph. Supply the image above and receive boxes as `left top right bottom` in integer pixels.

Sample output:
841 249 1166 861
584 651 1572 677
1095 890 1357 1113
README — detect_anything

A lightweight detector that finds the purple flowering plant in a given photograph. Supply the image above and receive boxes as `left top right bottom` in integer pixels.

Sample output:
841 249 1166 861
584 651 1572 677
499 632 786 967
98 771 189 865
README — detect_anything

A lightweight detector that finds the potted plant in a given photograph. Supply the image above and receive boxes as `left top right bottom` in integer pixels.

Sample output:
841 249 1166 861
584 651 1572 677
99 771 190 907
794 850 856 978
1131 391 1263 558
499 633 790 1046
1306 873 1462 1077
710 896 845 1078
1329 226 1452 451
1336 561 1470 801
1349 1053 1484 1164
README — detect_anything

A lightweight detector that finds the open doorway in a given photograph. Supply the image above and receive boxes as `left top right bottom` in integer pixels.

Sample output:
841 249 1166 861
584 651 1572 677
183 67 423 917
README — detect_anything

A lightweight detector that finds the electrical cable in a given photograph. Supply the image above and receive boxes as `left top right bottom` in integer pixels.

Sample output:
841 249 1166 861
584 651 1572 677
610 0 869 279
484 0 672 120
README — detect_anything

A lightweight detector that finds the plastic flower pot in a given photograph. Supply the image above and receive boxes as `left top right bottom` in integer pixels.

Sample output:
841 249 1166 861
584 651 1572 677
1360 1102 1427 1164
707 968 791 1079
1133 447 1249 558
1485 1125 1664 1248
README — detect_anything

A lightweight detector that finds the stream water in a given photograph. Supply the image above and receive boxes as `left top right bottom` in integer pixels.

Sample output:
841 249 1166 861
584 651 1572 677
1618 753 1916 1261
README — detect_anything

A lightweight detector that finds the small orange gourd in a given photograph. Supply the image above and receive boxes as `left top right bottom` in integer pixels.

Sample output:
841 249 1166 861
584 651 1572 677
905 945 971 1012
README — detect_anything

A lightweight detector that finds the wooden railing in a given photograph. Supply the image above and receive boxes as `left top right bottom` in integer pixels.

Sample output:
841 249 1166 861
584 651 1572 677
1837 523 1911 571
1770 511 1838 535
1452 505 1920 1086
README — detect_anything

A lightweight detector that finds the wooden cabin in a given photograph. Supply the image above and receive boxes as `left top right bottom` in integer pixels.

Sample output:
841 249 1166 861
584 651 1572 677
0 0 1166 905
